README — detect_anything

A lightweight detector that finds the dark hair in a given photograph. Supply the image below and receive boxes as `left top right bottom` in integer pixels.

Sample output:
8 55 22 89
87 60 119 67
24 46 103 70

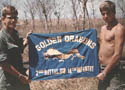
99 1 116 14
1 5 18 17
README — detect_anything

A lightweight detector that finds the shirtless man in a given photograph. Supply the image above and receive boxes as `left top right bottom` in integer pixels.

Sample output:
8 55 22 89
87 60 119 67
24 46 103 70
97 1 125 90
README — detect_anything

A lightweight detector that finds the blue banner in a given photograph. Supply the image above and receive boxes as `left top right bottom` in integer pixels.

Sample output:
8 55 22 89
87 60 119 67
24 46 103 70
28 28 99 81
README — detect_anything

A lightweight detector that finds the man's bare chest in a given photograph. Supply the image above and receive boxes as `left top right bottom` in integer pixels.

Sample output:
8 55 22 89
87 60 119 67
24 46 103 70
102 30 115 42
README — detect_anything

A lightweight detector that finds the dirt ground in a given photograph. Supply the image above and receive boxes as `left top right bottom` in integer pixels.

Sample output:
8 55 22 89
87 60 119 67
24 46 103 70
29 77 98 90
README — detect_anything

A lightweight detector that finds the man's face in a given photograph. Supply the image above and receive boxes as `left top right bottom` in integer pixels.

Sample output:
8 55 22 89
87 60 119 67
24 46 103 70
2 14 18 30
101 10 115 23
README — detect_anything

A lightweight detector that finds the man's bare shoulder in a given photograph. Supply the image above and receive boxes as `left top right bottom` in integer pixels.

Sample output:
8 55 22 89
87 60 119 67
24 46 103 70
114 23 125 37
115 23 125 33
100 25 106 32
117 23 125 30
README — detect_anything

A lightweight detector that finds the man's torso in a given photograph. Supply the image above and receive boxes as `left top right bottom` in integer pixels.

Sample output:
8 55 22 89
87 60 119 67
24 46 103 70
98 23 122 65
0 29 25 85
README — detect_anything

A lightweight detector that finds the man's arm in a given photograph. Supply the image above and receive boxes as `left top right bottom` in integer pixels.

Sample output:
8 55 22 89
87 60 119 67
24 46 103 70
0 61 31 84
23 30 32 48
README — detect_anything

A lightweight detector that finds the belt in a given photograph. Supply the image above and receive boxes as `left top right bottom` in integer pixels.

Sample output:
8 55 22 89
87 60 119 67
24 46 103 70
100 62 120 70
100 64 106 70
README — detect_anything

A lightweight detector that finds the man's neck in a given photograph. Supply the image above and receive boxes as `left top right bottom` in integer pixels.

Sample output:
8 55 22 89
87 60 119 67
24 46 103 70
106 19 118 30
4 26 14 35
